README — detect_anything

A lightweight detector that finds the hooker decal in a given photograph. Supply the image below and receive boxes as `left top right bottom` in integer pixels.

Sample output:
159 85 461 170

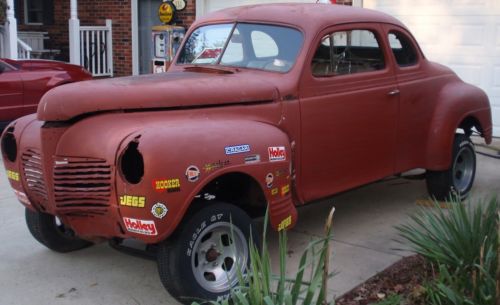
153 178 181 192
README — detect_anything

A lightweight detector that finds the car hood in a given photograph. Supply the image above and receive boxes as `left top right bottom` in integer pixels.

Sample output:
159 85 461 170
37 70 279 121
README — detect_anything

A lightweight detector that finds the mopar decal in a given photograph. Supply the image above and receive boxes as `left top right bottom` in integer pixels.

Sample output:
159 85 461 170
154 178 181 193
123 217 157 236
268 146 286 162
6 170 19 182
120 195 146 208
225 144 250 155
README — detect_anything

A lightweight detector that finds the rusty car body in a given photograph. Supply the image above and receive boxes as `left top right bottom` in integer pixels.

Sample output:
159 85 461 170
0 3 492 303
0 58 92 128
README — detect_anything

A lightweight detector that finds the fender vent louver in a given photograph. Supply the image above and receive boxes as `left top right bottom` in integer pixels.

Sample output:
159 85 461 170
22 149 48 203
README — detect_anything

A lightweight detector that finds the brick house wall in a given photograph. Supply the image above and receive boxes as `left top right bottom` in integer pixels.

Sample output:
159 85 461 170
14 0 196 76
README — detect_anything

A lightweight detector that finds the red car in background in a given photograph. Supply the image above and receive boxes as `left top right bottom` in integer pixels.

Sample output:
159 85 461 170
0 59 92 128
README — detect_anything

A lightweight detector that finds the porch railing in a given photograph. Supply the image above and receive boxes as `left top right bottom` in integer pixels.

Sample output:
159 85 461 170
17 38 32 59
80 19 113 77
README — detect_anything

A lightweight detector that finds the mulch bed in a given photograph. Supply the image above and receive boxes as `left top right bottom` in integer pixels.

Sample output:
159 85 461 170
335 255 433 305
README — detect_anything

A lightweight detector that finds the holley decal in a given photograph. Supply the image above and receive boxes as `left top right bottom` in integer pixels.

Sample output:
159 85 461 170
268 146 286 162
123 217 157 236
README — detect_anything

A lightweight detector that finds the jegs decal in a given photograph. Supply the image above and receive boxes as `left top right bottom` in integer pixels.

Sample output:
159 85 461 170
120 195 146 208
6 170 19 181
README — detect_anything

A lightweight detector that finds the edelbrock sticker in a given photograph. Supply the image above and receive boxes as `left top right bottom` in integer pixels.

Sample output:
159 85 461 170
225 144 250 155
268 146 286 162
151 202 168 219
123 217 157 236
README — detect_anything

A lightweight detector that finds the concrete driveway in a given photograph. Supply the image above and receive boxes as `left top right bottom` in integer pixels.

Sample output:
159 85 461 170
0 142 498 305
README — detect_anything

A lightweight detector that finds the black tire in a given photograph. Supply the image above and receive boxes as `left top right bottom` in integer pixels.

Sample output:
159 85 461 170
25 208 93 253
426 134 476 201
157 202 259 304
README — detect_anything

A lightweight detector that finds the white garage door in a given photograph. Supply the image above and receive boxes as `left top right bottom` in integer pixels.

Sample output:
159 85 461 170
364 0 500 137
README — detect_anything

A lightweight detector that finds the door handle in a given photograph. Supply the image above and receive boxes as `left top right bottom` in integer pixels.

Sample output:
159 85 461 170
388 89 400 96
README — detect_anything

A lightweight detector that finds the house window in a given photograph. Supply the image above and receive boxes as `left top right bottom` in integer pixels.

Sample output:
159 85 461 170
25 0 44 24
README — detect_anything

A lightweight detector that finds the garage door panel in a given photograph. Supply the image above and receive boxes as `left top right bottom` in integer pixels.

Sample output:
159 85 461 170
365 0 500 136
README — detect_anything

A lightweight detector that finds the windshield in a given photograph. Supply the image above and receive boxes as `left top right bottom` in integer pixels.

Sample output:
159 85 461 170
177 23 303 73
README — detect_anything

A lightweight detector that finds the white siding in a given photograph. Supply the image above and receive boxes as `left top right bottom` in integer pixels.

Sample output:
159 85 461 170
364 0 500 136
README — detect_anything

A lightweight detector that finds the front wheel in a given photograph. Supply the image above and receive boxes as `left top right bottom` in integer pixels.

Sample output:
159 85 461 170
157 202 259 304
25 208 93 252
426 134 476 201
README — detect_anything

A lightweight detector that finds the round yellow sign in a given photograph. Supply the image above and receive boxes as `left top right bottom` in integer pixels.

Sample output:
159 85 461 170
158 2 175 24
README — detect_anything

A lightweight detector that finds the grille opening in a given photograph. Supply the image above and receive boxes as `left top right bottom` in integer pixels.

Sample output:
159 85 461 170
1 129 17 162
120 141 144 184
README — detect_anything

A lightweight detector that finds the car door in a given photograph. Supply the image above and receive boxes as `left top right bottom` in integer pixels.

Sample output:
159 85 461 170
298 24 400 202
381 25 433 172
0 61 24 123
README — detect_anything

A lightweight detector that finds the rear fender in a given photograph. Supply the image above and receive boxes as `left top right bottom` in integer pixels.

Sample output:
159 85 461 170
425 81 492 170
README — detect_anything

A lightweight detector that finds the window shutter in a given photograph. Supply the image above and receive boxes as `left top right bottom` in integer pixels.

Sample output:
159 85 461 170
42 0 54 25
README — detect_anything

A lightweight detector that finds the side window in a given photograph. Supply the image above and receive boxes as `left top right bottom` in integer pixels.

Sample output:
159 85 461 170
311 29 385 77
388 32 418 67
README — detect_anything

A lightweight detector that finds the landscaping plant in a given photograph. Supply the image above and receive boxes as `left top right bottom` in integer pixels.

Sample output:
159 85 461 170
397 197 499 305
193 207 336 305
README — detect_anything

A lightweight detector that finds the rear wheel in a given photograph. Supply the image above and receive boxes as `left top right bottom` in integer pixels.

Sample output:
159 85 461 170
157 202 258 304
426 134 476 201
25 208 93 252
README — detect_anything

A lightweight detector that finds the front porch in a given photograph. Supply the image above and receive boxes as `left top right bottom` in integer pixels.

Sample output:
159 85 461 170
0 0 115 77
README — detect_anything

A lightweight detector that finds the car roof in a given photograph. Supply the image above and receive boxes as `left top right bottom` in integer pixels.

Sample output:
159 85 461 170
196 3 407 31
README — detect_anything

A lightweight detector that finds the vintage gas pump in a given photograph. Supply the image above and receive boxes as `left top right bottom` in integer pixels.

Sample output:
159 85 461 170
151 1 186 73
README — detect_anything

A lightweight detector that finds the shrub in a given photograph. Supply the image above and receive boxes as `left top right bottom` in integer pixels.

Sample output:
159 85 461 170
397 197 499 305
